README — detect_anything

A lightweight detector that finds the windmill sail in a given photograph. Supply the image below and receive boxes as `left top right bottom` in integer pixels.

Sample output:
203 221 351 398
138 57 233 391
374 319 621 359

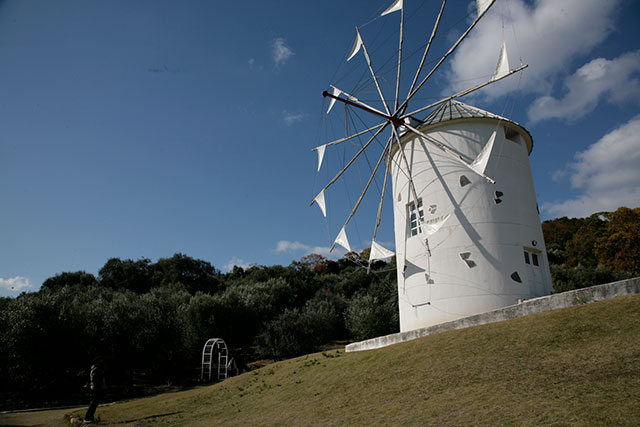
370 241 394 261
470 130 497 177
347 32 362 61
326 86 340 114
312 190 327 217
381 0 402 16
315 144 327 171
492 41 510 81
476 0 493 17
334 227 351 252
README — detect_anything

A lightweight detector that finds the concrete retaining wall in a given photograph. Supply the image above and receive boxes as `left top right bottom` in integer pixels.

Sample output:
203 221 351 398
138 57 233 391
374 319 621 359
345 277 640 352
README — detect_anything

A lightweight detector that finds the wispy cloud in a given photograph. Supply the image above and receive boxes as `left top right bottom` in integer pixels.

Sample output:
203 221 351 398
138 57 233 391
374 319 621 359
248 58 255 68
223 257 254 272
446 0 620 100
282 110 304 126
276 240 346 258
271 38 294 67
542 114 640 218
0 276 33 292
528 51 640 123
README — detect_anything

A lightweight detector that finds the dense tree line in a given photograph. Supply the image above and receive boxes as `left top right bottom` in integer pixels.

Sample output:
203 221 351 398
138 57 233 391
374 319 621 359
0 253 397 408
1 207 637 409
542 207 639 292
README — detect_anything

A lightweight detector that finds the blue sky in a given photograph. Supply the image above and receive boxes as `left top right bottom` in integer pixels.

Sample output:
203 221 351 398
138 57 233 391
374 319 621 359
1 0 639 296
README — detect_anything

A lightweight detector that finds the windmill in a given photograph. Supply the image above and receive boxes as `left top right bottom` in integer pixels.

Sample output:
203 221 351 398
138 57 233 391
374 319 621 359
312 0 552 332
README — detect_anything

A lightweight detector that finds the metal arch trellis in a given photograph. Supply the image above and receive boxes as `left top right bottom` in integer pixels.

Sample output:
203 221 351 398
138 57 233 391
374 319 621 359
201 338 228 381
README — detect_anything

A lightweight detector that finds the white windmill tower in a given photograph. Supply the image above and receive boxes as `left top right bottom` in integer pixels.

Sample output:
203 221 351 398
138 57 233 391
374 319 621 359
312 0 552 333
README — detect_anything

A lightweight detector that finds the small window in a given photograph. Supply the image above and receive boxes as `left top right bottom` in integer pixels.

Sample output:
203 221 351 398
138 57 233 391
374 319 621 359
505 127 519 142
460 175 471 187
524 248 540 268
408 199 424 237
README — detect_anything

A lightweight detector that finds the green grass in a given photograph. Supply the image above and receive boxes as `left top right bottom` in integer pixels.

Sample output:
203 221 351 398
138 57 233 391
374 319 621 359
5 294 640 426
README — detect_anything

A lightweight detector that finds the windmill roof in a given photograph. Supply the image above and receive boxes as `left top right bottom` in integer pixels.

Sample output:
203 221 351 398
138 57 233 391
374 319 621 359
418 99 533 154
421 99 507 125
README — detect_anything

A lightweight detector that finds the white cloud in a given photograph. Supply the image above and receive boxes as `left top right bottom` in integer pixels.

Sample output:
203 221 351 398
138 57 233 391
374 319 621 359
271 38 294 67
446 0 620 99
0 276 33 292
282 110 304 126
542 114 640 218
223 257 254 272
528 51 640 123
275 240 346 258
248 58 255 68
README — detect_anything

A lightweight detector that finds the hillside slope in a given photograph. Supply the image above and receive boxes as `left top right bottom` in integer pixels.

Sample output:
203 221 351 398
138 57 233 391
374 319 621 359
5 294 640 426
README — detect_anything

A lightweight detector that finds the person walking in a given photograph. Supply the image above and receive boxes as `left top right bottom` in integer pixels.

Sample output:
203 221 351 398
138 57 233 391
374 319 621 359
84 356 106 423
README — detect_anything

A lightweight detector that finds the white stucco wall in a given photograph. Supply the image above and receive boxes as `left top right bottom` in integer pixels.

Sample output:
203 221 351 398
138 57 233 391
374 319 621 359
390 118 552 332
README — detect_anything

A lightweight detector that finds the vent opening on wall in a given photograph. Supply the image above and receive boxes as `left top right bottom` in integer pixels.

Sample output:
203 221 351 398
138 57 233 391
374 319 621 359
510 272 522 283
460 175 471 187
494 190 504 204
505 126 519 141
459 252 477 268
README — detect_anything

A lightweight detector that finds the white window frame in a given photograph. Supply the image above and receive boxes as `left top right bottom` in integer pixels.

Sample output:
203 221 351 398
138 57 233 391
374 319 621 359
408 199 424 237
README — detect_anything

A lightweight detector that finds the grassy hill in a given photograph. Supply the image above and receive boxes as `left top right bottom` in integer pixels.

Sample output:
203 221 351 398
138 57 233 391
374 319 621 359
4 294 640 426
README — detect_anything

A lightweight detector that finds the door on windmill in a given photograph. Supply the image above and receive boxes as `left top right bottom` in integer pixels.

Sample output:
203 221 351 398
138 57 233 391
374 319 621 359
523 247 545 295
408 199 424 237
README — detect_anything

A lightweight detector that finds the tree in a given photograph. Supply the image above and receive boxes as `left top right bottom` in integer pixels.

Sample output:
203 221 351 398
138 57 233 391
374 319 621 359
594 207 640 273
151 253 221 294
564 214 607 267
98 258 152 293
41 271 97 290
542 217 584 264
345 292 398 341
293 253 338 275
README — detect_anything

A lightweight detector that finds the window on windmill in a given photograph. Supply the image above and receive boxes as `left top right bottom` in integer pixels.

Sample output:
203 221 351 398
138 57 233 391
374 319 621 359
408 199 424 236
505 126 520 142
523 248 540 267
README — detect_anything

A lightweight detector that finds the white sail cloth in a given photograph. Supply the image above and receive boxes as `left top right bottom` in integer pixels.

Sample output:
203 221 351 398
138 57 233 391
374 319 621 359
369 241 394 261
312 190 326 217
476 0 493 17
470 130 497 177
347 32 362 62
492 41 510 81
326 86 340 114
334 227 351 252
381 0 402 16
315 144 327 171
